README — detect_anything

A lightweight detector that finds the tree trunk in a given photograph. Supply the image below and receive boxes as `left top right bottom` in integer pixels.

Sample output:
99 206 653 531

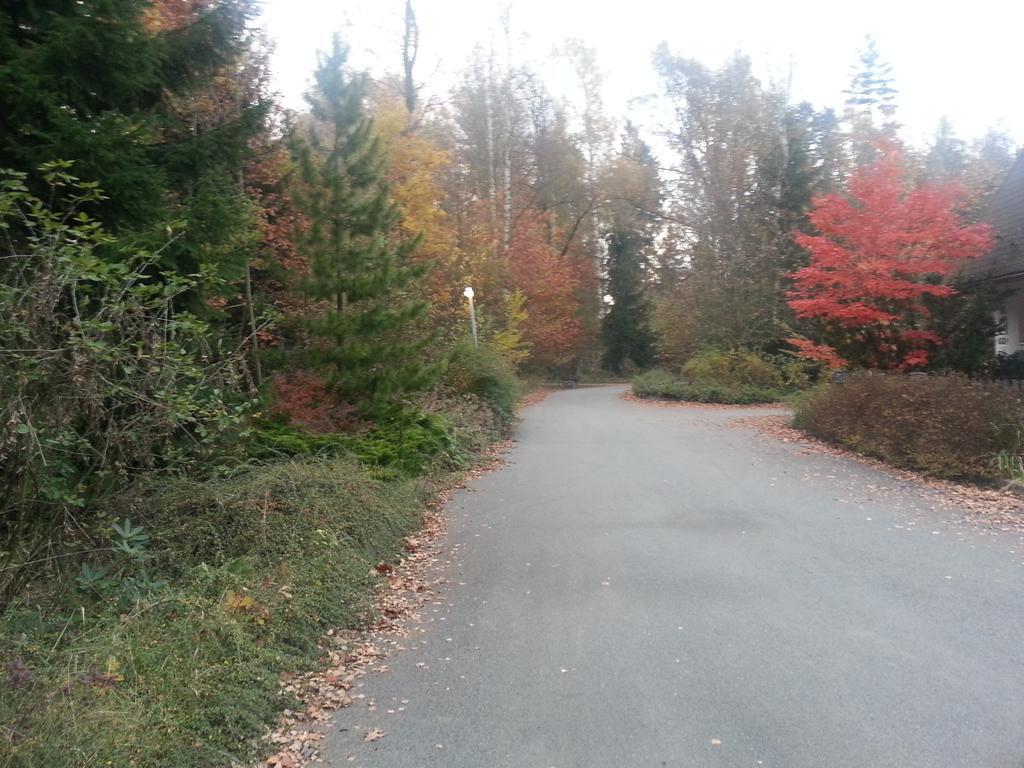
402 0 418 115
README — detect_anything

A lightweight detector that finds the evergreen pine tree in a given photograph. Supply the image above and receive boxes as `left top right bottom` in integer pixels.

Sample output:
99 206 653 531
601 229 656 373
843 36 900 164
844 35 898 126
925 117 968 181
293 35 436 409
600 125 657 373
0 0 257 235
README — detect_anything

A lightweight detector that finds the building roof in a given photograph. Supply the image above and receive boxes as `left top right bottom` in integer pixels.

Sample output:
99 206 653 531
963 151 1024 280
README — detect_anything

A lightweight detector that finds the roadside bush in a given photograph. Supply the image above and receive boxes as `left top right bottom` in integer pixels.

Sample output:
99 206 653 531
444 340 522 424
0 166 251 602
418 390 509 457
632 369 681 398
761 352 823 390
0 457 426 768
681 349 784 389
633 369 786 404
792 373 1024 479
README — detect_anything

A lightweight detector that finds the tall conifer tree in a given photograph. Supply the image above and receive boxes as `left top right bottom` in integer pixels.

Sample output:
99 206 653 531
600 125 658 373
293 36 436 409
0 0 258 236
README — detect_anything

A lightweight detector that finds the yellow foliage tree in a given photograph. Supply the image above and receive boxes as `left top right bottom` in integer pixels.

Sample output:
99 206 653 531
490 290 532 367
373 96 469 328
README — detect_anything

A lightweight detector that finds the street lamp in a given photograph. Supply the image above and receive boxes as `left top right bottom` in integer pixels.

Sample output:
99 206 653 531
463 286 478 349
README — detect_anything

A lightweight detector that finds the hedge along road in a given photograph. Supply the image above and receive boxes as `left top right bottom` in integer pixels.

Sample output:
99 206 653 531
326 384 1024 767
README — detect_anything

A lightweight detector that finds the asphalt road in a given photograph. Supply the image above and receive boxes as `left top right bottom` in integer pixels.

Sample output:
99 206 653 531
326 385 1024 768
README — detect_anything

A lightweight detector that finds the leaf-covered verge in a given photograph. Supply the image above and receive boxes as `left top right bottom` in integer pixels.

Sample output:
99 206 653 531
791 374 1024 481
0 397 512 768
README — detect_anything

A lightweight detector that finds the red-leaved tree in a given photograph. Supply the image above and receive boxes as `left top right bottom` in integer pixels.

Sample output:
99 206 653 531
508 212 586 370
787 144 993 370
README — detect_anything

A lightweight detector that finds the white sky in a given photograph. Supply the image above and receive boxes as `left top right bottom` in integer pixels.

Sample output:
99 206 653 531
260 0 1024 150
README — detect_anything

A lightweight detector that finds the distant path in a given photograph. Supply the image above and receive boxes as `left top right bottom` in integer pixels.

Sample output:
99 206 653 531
326 385 1024 767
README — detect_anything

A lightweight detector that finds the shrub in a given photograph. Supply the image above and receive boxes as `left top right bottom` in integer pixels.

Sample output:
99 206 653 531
632 369 681 398
0 166 250 602
761 352 823 390
418 390 509 458
792 373 1024 479
681 349 784 389
443 340 522 423
633 369 785 404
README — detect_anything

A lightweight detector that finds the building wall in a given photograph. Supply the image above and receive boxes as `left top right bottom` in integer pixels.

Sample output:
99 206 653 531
995 279 1024 355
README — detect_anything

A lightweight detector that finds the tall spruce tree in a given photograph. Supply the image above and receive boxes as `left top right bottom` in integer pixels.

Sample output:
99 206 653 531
601 230 655 372
293 35 436 409
0 0 258 235
844 36 898 126
843 36 900 164
600 125 658 373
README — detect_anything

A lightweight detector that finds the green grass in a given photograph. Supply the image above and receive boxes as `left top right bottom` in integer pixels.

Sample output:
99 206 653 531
4 381 518 767
1 455 445 767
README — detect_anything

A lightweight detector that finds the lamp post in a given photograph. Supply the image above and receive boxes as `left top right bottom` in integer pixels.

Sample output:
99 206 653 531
463 286 478 349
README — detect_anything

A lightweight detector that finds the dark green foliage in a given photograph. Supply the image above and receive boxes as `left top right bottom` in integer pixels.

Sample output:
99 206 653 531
632 369 786 404
292 35 436 410
926 280 1006 376
0 0 262 243
251 410 457 477
443 340 523 424
601 229 656 373
0 168 250 602
994 352 1024 380
0 0 165 228
601 125 659 374
793 374 1024 479
0 458 426 767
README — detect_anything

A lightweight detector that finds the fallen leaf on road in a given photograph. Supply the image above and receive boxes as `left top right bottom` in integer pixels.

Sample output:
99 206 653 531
364 728 385 742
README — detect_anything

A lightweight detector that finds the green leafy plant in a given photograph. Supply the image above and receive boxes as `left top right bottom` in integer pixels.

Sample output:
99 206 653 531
75 519 167 605
444 340 522 424
251 408 458 477
0 164 252 602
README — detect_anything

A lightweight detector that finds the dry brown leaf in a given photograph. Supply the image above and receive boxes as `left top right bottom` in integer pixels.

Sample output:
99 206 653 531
364 728 386 742
267 753 298 767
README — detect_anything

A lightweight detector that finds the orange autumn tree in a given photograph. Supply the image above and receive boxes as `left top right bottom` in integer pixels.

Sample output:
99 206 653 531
787 144 993 370
509 212 585 369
